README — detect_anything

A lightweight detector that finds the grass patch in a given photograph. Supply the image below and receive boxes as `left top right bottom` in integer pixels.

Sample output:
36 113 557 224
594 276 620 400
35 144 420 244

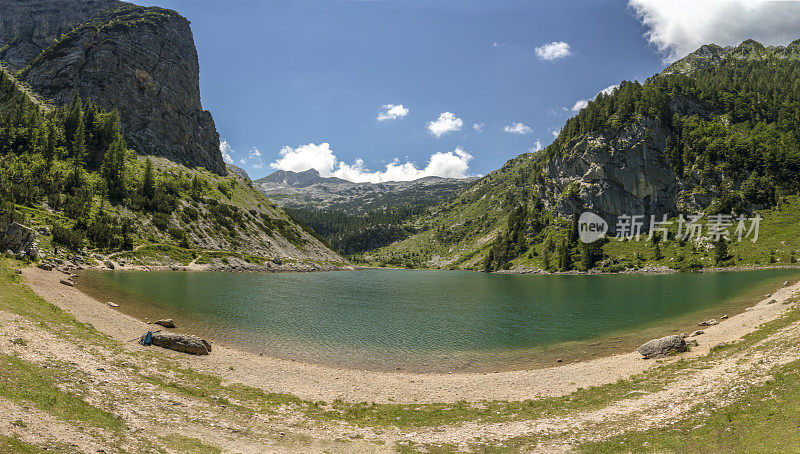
0 436 46 454
0 260 112 347
578 360 800 453
0 354 124 432
158 434 222 453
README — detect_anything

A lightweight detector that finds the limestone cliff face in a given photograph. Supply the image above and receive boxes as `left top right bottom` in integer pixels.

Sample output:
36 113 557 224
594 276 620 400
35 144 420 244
541 117 683 231
0 0 121 70
1 2 226 175
540 80 724 230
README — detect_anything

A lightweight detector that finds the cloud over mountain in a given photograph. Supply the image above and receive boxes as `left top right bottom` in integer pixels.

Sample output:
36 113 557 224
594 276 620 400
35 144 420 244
269 142 473 183
630 0 800 62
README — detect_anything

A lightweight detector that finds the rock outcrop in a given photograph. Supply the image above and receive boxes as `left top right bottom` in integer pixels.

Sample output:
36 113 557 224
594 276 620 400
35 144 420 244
0 222 39 257
637 335 687 359
541 116 682 232
1 2 226 175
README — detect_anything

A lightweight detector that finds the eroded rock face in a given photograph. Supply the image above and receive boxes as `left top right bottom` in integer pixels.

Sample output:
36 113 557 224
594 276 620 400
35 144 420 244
542 117 681 232
1 2 225 175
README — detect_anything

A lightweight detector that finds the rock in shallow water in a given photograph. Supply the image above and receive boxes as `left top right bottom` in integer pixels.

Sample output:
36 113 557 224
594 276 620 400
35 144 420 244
638 335 687 359
155 319 176 328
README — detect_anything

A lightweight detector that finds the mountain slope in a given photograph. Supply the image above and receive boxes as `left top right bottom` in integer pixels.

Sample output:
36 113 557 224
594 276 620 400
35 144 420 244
2 1 225 174
372 39 800 271
255 169 477 214
0 4 343 267
256 169 477 254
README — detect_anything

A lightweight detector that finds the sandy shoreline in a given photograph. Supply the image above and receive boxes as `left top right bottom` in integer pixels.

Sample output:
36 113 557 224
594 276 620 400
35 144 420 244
22 266 800 404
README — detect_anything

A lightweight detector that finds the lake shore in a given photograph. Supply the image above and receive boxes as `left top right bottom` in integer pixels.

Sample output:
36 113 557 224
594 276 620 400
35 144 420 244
22 265 800 404
494 263 800 275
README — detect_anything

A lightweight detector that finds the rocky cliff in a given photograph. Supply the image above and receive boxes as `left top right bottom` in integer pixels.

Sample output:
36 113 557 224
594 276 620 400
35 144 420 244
538 95 715 231
0 1 226 175
0 0 121 70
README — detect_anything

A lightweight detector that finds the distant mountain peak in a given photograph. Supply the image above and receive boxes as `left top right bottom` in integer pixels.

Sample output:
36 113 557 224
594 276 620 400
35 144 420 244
256 169 349 188
662 38 800 76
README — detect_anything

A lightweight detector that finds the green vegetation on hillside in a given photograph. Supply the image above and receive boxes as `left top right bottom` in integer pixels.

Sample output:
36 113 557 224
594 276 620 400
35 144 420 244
372 40 800 272
286 204 422 254
0 65 329 261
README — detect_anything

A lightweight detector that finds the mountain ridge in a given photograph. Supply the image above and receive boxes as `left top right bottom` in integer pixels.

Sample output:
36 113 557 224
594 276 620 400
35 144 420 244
0 0 226 175
0 1 344 266
369 38 800 271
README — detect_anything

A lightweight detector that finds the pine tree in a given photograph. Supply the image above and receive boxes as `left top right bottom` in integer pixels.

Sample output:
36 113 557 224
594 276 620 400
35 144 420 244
190 175 202 199
64 91 83 145
484 248 494 272
557 238 572 271
70 114 86 188
102 136 127 200
142 158 155 202
44 122 57 170
714 238 729 264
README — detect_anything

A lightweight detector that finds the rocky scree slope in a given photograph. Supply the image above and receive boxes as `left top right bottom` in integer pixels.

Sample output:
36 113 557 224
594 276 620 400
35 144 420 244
0 1 225 175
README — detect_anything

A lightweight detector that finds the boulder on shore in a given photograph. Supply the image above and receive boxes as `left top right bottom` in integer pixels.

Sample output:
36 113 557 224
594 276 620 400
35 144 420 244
155 319 176 328
699 319 719 326
144 332 211 355
59 279 74 287
638 335 687 359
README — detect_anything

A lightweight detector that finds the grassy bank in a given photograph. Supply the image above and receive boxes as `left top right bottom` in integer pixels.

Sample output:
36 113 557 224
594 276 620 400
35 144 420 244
2 259 800 451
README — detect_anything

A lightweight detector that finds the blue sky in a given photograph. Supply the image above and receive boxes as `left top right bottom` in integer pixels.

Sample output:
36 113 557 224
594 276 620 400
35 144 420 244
137 0 800 182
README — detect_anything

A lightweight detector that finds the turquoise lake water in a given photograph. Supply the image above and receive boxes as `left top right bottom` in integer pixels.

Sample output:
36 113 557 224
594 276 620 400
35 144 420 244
76 268 799 372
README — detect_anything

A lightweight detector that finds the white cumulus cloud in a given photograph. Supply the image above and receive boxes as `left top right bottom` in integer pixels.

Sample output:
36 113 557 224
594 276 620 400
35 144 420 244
571 84 619 112
473 122 485 133
535 41 572 60
269 143 473 183
571 99 589 112
530 139 543 152
503 122 532 135
427 112 463 137
220 138 234 164
377 104 409 121
629 0 800 63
